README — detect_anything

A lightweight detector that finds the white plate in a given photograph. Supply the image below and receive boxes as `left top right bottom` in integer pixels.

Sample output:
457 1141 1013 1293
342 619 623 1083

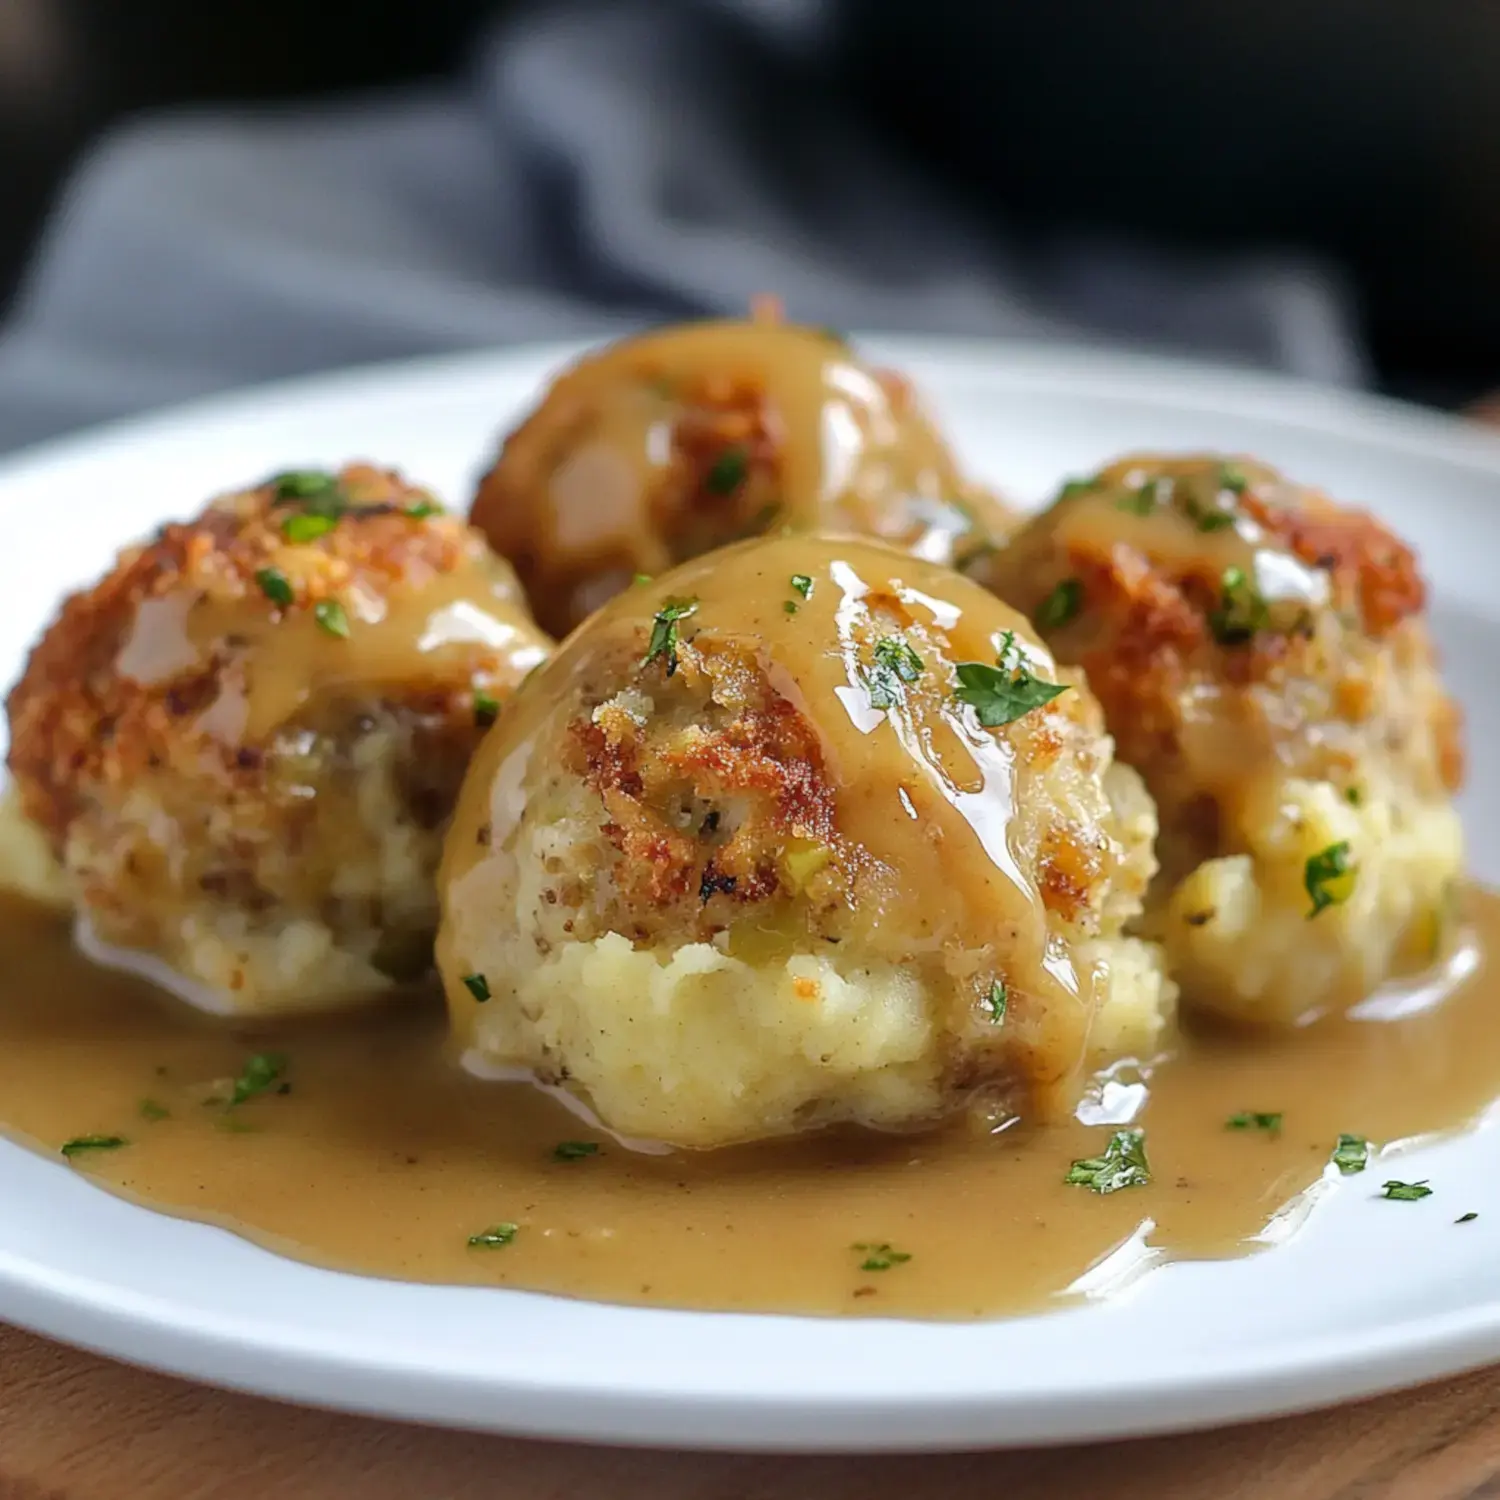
2 338 1500 1453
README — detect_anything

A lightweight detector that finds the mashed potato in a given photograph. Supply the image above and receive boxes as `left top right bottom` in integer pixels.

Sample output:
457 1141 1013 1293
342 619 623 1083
974 454 1464 1024
439 535 1174 1149
470 313 1013 636
6 464 552 1014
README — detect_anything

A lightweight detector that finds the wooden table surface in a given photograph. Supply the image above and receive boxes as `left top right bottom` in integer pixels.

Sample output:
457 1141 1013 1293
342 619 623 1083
2 1320 1500 1500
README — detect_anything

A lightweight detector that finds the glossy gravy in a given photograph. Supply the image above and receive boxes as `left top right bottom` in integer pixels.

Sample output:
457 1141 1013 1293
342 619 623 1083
1 890 1497 1318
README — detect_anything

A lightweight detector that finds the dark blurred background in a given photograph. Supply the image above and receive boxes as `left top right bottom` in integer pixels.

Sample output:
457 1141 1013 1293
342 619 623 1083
3 0 1498 406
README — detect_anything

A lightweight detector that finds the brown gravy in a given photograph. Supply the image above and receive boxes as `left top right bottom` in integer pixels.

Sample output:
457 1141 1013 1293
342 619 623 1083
2 889 1498 1320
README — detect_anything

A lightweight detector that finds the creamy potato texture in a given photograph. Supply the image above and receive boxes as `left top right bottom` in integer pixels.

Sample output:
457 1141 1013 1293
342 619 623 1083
439 534 1173 1149
470 319 1013 635
975 454 1465 1024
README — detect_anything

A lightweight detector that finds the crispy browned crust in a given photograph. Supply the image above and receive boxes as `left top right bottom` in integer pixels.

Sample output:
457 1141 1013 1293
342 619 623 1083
1240 488 1425 638
563 636 840 938
986 460 1464 808
7 464 507 848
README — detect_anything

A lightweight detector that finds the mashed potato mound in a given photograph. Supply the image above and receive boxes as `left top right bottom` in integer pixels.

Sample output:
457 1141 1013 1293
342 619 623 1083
6 463 551 1014
440 535 1174 1149
976 453 1465 1024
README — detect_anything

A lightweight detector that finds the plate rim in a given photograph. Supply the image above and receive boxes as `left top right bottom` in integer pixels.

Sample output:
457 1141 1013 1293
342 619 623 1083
2 334 1500 1451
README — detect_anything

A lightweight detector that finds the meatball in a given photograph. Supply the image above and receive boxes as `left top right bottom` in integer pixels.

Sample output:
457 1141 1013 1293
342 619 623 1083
470 316 1012 636
437 535 1172 1150
6 464 552 1014
972 453 1465 1025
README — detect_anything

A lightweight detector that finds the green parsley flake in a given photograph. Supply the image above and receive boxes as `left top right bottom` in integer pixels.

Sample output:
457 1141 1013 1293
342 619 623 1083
1345 786 1363 806
1037 578 1083 628
632 572 653 586
468 1223 519 1249
1117 477 1168 515
984 980 1008 1025
862 636 925 709
853 1242 911 1272
1381 1180 1432 1202
313 599 350 639
1209 565 1269 645
61 1135 127 1158
783 600 798 615
790 574 814 599
404 498 444 520
1226 1111 1283 1136
1331 1133 1369 1175
954 631 1068 728
462 972 492 1003
255 567 295 608
1219 463 1249 495
1305 841 1355 918
1058 476 1100 501
139 1099 171 1122
554 1141 601 1162
644 597 699 675
473 690 500 728
283 512 338 545
1066 1129 1151 1194
705 445 750 495
230 1052 288 1106
271 470 338 503
1458 1212 1479 1224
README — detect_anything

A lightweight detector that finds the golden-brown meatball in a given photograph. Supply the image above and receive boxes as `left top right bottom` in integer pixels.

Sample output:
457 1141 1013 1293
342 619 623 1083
437 535 1171 1150
7 464 551 1014
973 453 1465 1024
470 316 1012 636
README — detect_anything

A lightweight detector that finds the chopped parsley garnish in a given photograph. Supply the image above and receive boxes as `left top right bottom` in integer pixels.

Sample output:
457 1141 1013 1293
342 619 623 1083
632 572 653 586
554 1141 600 1161
984 980 1008 1024
1058 476 1099 501
255 567 295 608
462 972 491 1003
283 512 338 545
863 636 925 708
954 630 1068 728
1219 463 1249 495
313 599 350 639
230 1052 287 1106
1381 1180 1432 1202
1209 564 1269 645
467 1223 519 1249
1345 786 1363 806
853 1242 911 1272
1305 841 1355 918
704 445 750 496
403 498 443 520
644 597 699 676
1066 1129 1151 1194
1037 578 1083 628
139 1099 171 1122
1331 1133 1369 1175
1184 492 1238 533
60 1135 127 1158
783 600 798 615
271 470 339 504
1226 1111 1283 1136
1458 1212 1479 1224
790 574 814 599
1117 477 1167 515
473 690 500 728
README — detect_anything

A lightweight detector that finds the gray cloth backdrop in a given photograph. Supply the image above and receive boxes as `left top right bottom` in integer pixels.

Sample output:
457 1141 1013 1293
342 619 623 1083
0 0 1366 456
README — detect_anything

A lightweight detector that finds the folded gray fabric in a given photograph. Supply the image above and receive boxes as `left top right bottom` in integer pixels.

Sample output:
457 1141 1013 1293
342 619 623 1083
0 0 1366 455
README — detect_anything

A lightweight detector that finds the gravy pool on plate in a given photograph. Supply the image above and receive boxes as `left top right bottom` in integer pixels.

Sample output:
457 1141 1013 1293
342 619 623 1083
0 325 1488 1320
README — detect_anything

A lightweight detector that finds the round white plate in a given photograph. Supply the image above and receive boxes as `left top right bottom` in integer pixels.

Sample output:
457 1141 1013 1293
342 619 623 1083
2 338 1500 1453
